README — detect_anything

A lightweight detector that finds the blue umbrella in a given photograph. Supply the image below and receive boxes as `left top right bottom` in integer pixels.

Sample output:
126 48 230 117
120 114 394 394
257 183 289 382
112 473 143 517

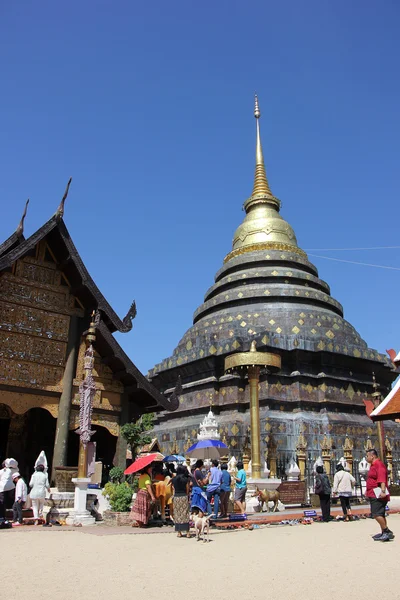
163 454 186 463
186 439 229 460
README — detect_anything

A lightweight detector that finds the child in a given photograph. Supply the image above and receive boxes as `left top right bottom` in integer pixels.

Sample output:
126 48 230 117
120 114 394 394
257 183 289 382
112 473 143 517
12 472 27 525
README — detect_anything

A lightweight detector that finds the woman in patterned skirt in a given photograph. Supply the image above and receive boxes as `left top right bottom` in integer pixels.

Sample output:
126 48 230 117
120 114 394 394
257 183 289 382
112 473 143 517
131 466 156 528
171 465 190 538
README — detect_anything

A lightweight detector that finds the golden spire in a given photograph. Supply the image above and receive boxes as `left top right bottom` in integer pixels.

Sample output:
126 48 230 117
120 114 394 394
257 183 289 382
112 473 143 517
252 95 273 198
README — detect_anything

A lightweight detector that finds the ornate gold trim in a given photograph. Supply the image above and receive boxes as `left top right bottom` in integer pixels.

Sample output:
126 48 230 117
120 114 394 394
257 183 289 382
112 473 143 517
224 242 307 263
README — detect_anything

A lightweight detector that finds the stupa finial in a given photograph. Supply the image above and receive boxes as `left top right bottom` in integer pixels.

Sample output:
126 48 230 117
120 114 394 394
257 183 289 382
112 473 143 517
252 95 273 198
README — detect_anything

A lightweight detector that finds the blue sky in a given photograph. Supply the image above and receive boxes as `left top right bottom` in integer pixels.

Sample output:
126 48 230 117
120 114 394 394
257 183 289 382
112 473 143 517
1 1 399 374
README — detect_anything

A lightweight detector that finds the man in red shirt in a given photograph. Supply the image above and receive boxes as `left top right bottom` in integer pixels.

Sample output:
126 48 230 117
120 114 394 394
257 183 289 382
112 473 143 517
366 449 393 542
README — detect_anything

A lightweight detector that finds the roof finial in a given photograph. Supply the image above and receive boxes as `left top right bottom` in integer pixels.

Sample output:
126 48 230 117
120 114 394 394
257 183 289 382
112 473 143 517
16 199 29 237
252 95 273 198
55 177 72 221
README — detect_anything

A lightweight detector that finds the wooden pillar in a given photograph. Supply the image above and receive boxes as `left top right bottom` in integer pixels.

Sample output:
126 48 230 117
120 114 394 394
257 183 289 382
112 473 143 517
114 394 130 469
52 315 81 480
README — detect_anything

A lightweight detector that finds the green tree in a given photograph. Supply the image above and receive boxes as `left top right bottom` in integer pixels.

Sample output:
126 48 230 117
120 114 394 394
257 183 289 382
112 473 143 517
120 413 154 460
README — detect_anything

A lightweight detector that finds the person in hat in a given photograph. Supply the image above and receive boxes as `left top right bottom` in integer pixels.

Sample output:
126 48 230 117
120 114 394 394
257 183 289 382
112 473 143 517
0 460 15 519
29 464 50 525
12 472 27 525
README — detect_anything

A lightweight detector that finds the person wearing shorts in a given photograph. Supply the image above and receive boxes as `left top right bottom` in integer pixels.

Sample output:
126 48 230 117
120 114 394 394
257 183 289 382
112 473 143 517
234 461 247 514
366 449 393 542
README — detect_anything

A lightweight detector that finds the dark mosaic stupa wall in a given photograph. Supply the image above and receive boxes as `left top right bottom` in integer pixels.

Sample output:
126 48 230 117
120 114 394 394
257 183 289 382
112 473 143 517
148 100 399 462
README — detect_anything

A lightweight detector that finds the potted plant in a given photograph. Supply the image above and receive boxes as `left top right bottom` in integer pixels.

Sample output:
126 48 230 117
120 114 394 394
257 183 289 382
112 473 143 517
102 467 133 526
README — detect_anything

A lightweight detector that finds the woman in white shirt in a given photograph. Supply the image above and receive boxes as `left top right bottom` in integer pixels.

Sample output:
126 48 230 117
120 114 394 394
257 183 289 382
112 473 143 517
29 464 50 525
332 463 356 521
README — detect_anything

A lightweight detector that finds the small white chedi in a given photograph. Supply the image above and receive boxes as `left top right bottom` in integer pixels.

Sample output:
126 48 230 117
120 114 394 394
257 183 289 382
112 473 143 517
197 408 220 441
358 457 370 478
313 456 324 473
285 459 300 481
228 456 237 474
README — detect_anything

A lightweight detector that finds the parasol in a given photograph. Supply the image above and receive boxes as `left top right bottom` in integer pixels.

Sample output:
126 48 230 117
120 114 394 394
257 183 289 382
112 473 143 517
163 454 186 463
124 452 164 475
186 440 228 460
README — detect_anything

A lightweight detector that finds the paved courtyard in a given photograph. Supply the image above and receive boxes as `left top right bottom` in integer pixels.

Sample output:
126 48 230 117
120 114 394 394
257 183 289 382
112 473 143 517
3 514 399 600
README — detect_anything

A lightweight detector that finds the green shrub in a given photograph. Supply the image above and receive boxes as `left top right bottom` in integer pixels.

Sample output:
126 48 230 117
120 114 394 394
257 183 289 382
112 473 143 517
109 466 124 483
103 482 133 512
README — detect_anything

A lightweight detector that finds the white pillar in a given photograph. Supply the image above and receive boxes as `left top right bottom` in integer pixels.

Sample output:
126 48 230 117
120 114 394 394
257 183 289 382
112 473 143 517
65 478 95 526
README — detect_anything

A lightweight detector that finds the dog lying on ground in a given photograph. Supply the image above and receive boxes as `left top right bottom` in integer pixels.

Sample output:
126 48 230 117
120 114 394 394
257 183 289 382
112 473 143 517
252 486 280 512
190 512 211 542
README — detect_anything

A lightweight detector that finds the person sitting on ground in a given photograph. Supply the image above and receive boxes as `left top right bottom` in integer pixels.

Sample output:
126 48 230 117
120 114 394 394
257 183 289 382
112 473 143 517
12 472 27 526
366 448 393 542
219 463 231 518
315 465 331 522
234 461 247 515
29 464 50 526
332 463 355 521
131 466 156 528
190 459 209 514
206 459 222 519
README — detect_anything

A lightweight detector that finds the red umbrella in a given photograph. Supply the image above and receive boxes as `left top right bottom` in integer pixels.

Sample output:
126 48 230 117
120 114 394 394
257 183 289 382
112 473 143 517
124 452 164 475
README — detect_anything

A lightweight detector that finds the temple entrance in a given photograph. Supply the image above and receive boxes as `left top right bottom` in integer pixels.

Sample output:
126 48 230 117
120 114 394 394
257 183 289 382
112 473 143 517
0 406 56 482
67 423 117 480
0 404 11 462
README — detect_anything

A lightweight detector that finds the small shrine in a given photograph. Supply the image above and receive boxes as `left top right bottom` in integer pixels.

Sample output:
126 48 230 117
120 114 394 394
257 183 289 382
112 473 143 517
197 409 220 441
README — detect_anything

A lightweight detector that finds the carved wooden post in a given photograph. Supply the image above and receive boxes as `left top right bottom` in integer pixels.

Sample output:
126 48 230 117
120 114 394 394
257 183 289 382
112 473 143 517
343 435 354 473
296 433 307 481
321 434 332 476
385 437 393 484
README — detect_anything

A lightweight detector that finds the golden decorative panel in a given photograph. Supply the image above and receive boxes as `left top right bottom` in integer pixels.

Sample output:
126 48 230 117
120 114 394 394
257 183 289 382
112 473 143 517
0 301 70 342
231 424 239 435
0 389 59 418
0 330 67 366
69 410 119 437
0 359 64 392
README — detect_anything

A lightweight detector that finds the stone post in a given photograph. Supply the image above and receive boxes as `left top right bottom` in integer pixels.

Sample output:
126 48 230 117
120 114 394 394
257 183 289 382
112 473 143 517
343 436 354 473
52 315 81 481
321 434 332 476
296 433 307 481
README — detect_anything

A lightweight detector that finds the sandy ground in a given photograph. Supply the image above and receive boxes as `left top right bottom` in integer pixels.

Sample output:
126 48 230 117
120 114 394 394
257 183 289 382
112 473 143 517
3 515 399 600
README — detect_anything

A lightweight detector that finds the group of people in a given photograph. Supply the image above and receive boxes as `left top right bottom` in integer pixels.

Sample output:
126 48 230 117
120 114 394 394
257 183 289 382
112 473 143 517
0 459 50 526
315 448 393 542
130 459 248 536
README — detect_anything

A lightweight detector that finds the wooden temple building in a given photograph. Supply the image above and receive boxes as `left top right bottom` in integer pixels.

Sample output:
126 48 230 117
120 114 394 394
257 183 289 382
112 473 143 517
149 97 400 468
0 189 178 482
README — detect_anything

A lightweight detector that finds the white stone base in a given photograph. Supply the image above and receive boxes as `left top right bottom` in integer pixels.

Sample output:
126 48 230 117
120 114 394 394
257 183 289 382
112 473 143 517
65 478 96 526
